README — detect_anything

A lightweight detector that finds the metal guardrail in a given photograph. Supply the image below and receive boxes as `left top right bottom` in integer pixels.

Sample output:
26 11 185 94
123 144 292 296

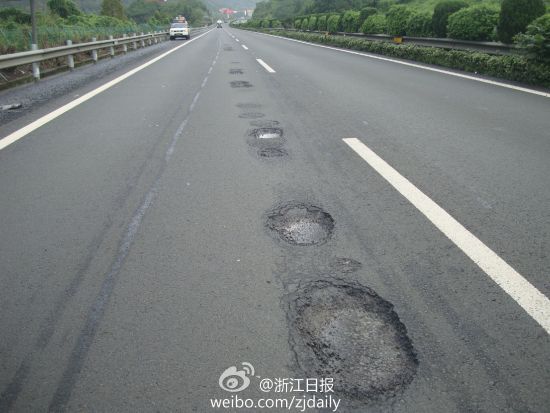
0 31 170 80
266 28 518 55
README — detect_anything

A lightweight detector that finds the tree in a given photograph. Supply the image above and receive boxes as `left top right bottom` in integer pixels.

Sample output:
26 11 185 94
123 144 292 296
432 1 468 38
101 0 125 20
47 0 81 18
498 0 545 43
447 5 499 41
514 13 550 61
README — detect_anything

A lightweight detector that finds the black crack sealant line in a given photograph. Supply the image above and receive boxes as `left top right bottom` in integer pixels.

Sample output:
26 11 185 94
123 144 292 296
47 45 222 412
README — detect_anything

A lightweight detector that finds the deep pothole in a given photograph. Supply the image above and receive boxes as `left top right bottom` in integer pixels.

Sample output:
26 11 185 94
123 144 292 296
230 69 244 75
231 81 252 88
258 147 288 158
267 203 334 246
288 280 418 401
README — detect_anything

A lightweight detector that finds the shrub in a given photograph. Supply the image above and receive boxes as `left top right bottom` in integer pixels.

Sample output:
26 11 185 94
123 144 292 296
361 14 387 33
0 8 31 24
327 14 341 33
359 7 378 25
498 0 545 43
308 16 318 31
386 5 413 35
406 11 433 37
447 5 499 41
317 15 327 31
47 0 81 18
261 19 270 28
432 1 468 37
342 10 361 33
294 19 302 29
271 19 282 28
302 17 309 30
515 13 550 62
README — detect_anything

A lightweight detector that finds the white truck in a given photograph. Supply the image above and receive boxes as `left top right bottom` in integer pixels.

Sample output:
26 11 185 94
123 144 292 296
170 16 190 40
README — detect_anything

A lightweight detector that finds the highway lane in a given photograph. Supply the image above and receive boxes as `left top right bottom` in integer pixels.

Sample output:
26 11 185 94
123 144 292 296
0 26 549 412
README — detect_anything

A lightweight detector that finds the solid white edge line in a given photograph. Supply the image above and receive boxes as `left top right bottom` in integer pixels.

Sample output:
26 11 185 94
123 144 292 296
251 31 549 98
242 45 249 50
343 137 550 334
0 29 214 152
256 58 276 73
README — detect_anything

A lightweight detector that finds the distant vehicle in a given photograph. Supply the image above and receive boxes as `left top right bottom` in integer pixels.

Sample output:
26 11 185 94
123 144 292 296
217 20 222 28
170 21 190 40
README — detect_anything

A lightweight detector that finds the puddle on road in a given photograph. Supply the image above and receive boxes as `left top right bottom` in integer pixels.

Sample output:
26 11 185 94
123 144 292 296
267 203 334 246
287 280 418 401
231 81 252 88
253 128 283 140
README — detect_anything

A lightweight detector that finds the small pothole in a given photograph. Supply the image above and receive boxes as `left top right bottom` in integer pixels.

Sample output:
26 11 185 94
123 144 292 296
258 147 288 158
253 128 283 140
237 103 261 109
239 112 264 119
230 69 244 75
250 120 280 128
231 81 252 88
267 202 334 246
287 280 417 401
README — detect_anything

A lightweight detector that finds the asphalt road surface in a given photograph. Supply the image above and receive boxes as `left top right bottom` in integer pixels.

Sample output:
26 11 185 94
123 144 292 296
1 27 549 413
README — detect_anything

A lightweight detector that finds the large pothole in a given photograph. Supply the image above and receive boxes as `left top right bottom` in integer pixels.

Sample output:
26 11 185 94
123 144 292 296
288 280 417 401
267 203 334 246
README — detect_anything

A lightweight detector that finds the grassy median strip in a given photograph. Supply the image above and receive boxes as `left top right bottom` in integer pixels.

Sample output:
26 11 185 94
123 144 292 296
243 29 550 88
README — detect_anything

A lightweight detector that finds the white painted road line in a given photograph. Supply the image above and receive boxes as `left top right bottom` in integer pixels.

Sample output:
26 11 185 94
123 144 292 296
0 30 214 152
242 45 249 50
235 38 240 42
343 137 550 334
256 32 549 98
256 59 276 73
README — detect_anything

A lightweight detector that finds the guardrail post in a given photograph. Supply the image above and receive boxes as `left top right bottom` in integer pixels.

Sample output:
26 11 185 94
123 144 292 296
153 31 158 44
31 44 40 80
132 33 137 50
91 37 98 63
109 35 115 57
66 39 74 70
141 33 145 48
147 32 152 46
122 34 128 53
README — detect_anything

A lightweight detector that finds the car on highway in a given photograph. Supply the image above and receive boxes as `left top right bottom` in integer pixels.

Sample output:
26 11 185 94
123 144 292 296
217 20 223 28
169 22 190 40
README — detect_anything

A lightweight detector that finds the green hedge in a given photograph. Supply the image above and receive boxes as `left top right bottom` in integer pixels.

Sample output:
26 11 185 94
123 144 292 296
386 5 413 36
317 15 328 31
244 29 550 87
361 14 387 34
498 0 546 43
432 1 468 38
308 16 318 31
447 5 499 41
327 15 341 34
514 13 550 62
406 11 433 37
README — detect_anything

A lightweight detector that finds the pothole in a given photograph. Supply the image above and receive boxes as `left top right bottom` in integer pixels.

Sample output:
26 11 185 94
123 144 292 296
237 103 261 109
250 120 280 128
252 128 283 140
288 280 418 401
330 257 363 274
231 81 252 88
267 202 334 246
230 69 244 74
258 147 288 158
239 112 264 119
